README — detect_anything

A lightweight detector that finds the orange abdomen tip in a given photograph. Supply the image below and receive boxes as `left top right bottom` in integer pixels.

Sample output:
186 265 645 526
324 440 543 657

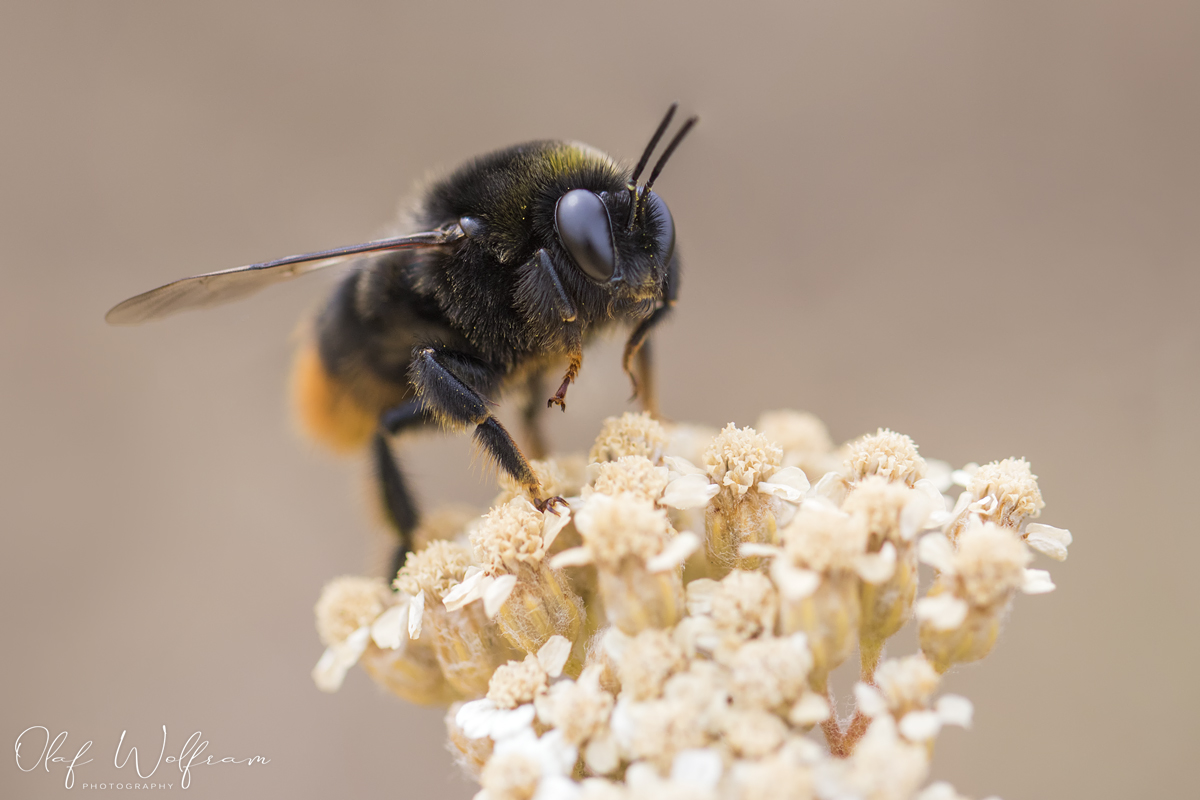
291 344 377 453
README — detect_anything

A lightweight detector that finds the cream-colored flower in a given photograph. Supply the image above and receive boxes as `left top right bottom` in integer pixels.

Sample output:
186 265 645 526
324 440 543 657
534 664 615 756
845 428 927 487
457 637 572 743
553 494 690 635
477 729 579 800
306 410 1074 799
967 458 1044 529
311 576 410 693
756 409 836 480
814 715 929 800
586 455 671 504
917 521 1044 672
590 412 668 463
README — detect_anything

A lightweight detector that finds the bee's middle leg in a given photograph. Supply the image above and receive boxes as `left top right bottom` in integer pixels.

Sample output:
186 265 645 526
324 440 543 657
406 346 558 510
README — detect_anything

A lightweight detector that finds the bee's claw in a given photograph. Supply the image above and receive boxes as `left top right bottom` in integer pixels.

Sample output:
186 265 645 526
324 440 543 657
548 372 572 411
535 495 567 514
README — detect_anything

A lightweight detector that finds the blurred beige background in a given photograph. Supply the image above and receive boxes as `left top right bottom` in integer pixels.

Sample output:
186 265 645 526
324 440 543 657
3 1 1197 798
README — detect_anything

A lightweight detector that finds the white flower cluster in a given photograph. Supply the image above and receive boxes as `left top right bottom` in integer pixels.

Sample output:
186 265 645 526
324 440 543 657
311 411 1071 800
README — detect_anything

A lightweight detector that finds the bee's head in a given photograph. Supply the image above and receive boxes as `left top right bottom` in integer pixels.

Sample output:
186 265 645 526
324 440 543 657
551 107 695 310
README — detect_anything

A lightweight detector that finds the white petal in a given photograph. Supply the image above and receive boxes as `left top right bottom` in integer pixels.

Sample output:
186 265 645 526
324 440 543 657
1021 568 1056 594
972 494 998 517
854 683 889 718
660 473 719 509
757 466 811 502
907 481 946 536
664 455 706 476
490 704 537 741
738 542 782 558
608 697 636 750
584 731 620 775
924 460 954 493
785 737 824 764
370 603 408 650
484 574 519 618
408 592 425 639
443 567 486 611
456 698 500 739
311 626 371 693
790 693 831 725
775 500 799 528
915 594 969 631
542 505 572 550
670 748 724 790
647 531 701 572
770 560 821 600
950 463 979 488
943 491 974 534
855 542 897 584
918 533 956 572
936 695 974 728
600 627 630 662
548 546 593 569
536 635 572 678
899 710 943 741
811 471 848 505
1024 523 1072 562
533 775 580 800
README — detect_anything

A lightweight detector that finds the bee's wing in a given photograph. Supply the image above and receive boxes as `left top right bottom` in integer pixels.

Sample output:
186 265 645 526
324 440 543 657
105 227 464 325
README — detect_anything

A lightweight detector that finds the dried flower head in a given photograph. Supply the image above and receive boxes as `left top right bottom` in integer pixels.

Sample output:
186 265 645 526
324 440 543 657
617 628 688 701
487 655 550 709
395 539 473 600
723 634 813 712
575 493 674 568
494 460 573 503
781 506 868 574
314 575 391 647
535 665 615 747
590 412 668 463
472 498 551 577
310 411 1073 800
756 409 836 479
846 429 926 486
953 522 1032 610
704 423 783 497
709 569 779 642
874 655 941 715
969 457 1044 528
844 476 917 550
723 708 789 758
589 455 671 503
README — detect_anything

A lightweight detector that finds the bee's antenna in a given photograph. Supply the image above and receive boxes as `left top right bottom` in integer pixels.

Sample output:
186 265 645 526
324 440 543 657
638 115 698 220
627 103 678 228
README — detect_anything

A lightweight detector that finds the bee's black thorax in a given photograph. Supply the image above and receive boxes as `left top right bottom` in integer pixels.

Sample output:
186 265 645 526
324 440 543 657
315 139 673 411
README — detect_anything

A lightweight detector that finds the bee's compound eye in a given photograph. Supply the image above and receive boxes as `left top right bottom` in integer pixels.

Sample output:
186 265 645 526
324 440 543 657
644 190 675 266
555 189 616 281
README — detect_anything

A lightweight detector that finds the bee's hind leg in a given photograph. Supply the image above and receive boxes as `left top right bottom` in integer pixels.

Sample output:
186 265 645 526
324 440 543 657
406 346 561 511
371 430 421 583
520 368 550 460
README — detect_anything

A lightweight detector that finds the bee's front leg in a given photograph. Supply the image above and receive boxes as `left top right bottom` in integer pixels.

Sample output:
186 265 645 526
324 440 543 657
622 251 680 418
546 342 582 412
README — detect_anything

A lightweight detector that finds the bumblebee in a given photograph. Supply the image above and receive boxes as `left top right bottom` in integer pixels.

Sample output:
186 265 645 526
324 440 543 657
107 105 697 572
